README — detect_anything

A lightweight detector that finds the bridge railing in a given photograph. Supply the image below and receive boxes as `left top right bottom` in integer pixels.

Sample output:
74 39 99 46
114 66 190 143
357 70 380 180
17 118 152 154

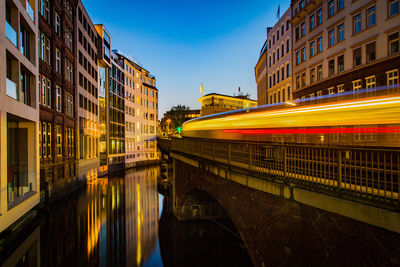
171 138 400 209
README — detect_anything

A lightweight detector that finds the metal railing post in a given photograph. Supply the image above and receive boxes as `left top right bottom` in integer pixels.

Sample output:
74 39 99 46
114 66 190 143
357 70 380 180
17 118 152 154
249 144 252 171
228 143 231 165
337 149 342 193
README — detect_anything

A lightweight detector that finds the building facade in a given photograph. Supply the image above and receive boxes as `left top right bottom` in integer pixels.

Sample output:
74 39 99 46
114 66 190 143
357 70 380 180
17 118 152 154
76 1 99 183
38 0 77 200
199 93 257 116
94 24 111 176
266 8 293 104
114 51 159 168
291 0 400 99
255 37 269 106
1 0 40 232
108 51 125 173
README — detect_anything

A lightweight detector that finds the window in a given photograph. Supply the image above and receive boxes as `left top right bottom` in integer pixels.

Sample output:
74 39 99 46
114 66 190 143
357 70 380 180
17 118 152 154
56 86 62 111
55 13 61 36
301 72 306 87
66 59 73 83
20 69 31 106
286 20 290 31
295 27 300 41
328 0 335 17
367 6 376 27
317 64 323 81
338 0 344 11
66 92 74 117
317 8 322 25
20 26 30 59
389 0 399 17
56 125 62 156
40 0 50 23
353 47 362 66
281 44 284 57
281 67 284 81
286 63 290 78
56 49 61 73
277 48 280 60
328 87 335 95
277 30 280 40
296 51 301 65
47 122 52 157
301 47 306 62
329 59 335 76
310 14 315 30
317 90 323 96
296 75 300 89
277 70 280 83
366 42 376 62
40 74 51 107
337 84 345 93
310 68 315 83
328 29 335 47
301 22 305 37
389 32 399 55
317 36 323 53
65 28 73 50
286 39 290 53
365 75 376 88
387 69 399 85
353 13 361 34
337 54 344 72
269 56 271 67
300 0 305 9
40 33 50 64
353 79 362 90
337 23 344 42
65 1 73 20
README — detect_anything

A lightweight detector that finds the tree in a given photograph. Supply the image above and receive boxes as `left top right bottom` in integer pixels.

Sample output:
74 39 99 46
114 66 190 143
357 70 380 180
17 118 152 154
162 105 191 134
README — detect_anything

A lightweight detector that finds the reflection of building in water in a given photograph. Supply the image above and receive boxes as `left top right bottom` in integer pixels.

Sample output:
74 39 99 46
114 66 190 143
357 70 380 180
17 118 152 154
125 167 159 266
85 177 126 266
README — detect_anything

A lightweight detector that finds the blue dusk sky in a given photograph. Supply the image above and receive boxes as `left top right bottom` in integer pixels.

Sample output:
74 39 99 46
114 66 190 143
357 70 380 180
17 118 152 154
82 0 289 116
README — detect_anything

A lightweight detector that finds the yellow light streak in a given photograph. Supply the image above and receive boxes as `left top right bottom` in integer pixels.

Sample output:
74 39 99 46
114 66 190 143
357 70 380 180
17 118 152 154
183 95 400 132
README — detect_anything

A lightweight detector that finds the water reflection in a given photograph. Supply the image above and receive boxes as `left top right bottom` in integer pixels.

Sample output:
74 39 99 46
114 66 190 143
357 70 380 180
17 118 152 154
1 165 252 267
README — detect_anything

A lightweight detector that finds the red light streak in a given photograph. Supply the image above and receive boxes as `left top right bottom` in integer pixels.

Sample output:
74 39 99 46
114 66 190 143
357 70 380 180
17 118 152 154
223 127 400 135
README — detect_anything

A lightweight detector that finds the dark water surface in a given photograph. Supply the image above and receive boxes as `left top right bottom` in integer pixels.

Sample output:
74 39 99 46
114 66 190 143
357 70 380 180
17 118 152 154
1 166 252 267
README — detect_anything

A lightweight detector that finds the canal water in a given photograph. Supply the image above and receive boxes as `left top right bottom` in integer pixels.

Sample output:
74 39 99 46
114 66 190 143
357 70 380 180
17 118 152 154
0 166 252 267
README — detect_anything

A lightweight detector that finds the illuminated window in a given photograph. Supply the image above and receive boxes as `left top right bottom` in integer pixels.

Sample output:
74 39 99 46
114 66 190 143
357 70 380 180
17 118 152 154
328 87 335 94
47 123 52 157
317 90 322 96
56 125 62 156
387 69 399 85
39 122 42 158
366 75 376 88
337 84 345 93
352 79 362 90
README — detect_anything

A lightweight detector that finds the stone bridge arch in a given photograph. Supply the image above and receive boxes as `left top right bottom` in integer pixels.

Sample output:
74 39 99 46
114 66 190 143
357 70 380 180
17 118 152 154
172 157 400 267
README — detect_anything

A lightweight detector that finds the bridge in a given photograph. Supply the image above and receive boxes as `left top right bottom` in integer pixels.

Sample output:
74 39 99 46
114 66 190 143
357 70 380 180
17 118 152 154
158 136 400 266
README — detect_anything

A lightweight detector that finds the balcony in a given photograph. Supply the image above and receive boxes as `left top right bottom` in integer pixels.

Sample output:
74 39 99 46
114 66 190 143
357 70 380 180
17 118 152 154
6 21 17 47
26 0 34 22
7 78 17 99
